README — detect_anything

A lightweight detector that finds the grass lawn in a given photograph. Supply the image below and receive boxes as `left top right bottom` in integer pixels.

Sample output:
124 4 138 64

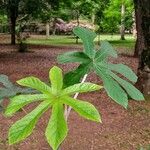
27 34 135 49
0 33 135 54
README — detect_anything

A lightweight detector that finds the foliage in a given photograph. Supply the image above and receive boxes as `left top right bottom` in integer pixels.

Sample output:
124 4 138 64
36 0 72 23
0 14 7 24
58 27 144 108
5 66 102 150
0 75 35 110
138 145 150 150
99 0 134 33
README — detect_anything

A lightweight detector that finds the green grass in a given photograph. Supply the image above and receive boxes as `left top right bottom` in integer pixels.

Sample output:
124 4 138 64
27 34 135 49
27 35 78 46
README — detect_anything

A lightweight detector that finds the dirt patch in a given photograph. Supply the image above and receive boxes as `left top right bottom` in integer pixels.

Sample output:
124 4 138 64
0 45 149 150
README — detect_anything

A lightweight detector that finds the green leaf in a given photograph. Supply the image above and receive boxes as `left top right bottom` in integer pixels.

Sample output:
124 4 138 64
62 82 102 95
0 74 13 88
0 75 39 111
57 51 91 64
9 101 50 145
5 94 49 116
62 96 101 122
63 64 91 87
94 65 128 108
49 66 63 94
95 40 117 61
45 103 68 150
108 63 138 83
110 72 145 101
73 27 96 58
0 88 17 100
0 86 38 103
6 65 103 149
17 76 51 95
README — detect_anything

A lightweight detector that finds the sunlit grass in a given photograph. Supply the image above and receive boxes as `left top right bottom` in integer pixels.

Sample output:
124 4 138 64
27 34 135 49
0 32 136 51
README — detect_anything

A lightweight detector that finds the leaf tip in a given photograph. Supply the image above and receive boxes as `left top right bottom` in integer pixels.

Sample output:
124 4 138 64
97 85 103 90
16 80 21 85
98 117 102 123
50 66 62 75
51 66 61 70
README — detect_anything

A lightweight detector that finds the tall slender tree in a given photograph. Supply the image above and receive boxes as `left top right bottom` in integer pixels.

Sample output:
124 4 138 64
120 0 125 40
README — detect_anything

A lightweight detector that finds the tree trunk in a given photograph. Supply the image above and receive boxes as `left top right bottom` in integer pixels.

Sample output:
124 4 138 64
8 0 19 45
132 12 137 38
52 18 57 35
46 22 50 38
76 10 80 44
133 1 145 57
91 12 95 24
135 0 150 99
10 16 16 45
120 1 125 40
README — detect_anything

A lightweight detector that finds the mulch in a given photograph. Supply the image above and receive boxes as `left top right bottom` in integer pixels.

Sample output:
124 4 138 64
0 44 149 150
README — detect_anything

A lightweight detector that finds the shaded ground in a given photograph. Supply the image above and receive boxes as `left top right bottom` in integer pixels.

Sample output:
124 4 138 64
0 33 135 55
0 44 150 150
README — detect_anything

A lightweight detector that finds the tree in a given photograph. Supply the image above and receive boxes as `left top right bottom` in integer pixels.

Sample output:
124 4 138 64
71 0 110 43
100 0 133 36
3 0 20 45
133 0 145 57
0 0 52 45
120 0 125 40
134 0 150 98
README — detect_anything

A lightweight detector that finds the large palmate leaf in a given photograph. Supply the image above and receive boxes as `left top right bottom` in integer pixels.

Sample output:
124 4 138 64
73 27 97 58
6 66 102 150
0 75 37 111
58 26 144 108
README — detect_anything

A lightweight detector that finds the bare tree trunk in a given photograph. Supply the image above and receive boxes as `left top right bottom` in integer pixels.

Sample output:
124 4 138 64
134 1 145 57
132 12 137 38
76 10 80 44
53 18 57 35
120 1 125 40
8 0 19 45
134 0 150 99
91 12 95 24
10 15 16 45
46 22 50 38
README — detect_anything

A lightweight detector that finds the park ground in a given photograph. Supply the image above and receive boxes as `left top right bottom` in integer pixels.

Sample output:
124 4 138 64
0 34 150 150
